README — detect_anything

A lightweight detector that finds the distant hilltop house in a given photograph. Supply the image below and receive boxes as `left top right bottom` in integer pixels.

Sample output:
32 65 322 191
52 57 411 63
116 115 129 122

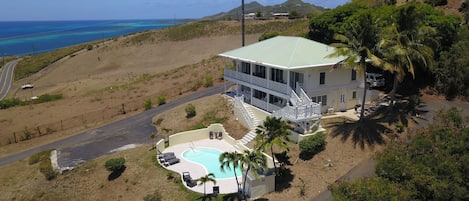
244 13 257 20
271 12 289 18
220 36 378 134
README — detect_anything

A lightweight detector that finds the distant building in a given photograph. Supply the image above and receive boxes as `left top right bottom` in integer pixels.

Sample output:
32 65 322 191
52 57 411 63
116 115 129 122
244 13 256 20
271 12 289 18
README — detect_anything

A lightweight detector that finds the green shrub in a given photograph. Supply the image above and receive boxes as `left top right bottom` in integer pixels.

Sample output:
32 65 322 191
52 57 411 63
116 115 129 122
87 44 93 50
157 95 166 106
143 99 152 110
185 103 196 118
299 132 326 157
0 98 24 109
203 76 213 87
29 150 52 165
105 157 126 172
259 32 280 41
35 94 63 103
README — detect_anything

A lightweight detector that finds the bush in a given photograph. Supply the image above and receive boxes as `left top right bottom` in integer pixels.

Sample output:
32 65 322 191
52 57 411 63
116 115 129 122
35 94 63 103
203 76 213 87
299 132 326 158
0 98 24 109
87 44 93 50
29 149 56 180
185 103 196 118
143 99 152 110
105 157 126 172
157 95 166 106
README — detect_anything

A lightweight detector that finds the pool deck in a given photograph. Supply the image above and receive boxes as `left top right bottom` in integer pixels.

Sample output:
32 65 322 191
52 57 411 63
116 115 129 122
161 138 242 195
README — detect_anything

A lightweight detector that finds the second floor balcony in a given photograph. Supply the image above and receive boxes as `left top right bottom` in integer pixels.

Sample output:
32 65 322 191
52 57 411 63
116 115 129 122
225 69 288 96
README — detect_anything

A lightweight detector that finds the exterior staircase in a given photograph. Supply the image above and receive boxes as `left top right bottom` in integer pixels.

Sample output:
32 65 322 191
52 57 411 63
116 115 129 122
238 103 261 145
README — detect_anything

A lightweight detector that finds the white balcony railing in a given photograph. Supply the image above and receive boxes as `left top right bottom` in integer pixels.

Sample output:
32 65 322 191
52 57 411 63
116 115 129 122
273 103 321 122
251 97 282 113
225 69 288 95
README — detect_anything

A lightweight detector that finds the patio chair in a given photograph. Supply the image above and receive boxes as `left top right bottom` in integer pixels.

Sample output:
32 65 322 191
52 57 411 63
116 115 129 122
182 172 192 182
186 179 197 188
159 153 176 163
213 186 219 195
217 131 223 140
157 152 174 159
164 158 180 166
209 131 214 139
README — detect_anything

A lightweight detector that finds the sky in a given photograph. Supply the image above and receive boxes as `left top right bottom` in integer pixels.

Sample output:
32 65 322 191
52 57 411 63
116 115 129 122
1 0 350 21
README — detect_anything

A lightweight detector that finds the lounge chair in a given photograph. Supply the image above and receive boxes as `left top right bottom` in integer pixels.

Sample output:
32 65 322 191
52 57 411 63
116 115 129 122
182 172 191 182
157 152 175 159
159 153 176 163
209 131 214 139
182 171 197 187
213 186 220 195
164 158 180 166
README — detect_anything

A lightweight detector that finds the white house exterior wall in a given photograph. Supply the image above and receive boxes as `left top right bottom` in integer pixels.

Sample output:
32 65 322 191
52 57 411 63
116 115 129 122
295 66 363 113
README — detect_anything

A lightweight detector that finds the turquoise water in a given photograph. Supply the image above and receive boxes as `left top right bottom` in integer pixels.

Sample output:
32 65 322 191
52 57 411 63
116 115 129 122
183 147 242 179
0 20 188 56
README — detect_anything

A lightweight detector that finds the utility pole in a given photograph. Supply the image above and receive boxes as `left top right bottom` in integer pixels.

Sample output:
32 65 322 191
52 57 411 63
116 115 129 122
242 0 245 47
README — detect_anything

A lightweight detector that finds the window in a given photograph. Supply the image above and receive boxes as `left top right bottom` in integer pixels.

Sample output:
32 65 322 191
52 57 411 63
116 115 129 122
351 69 357 81
271 68 284 83
254 65 266 78
311 95 327 106
253 89 266 100
319 72 325 85
241 62 251 74
352 91 356 99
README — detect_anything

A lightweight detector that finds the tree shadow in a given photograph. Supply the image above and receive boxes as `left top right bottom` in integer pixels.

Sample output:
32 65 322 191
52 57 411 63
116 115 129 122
275 167 294 192
329 95 429 149
107 166 126 181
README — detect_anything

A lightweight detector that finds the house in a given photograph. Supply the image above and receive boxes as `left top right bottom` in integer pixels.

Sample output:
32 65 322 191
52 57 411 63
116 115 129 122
220 36 371 134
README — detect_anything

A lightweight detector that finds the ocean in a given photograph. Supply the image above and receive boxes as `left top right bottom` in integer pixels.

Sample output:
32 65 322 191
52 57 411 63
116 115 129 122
0 19 186 56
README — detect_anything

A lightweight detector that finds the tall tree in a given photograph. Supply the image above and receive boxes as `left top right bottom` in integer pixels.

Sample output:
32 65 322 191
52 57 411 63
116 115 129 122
197 173 217 197
219 151 243 194
254 116 290 176
328 10 384 121
240 150 267 199
378 5 435 105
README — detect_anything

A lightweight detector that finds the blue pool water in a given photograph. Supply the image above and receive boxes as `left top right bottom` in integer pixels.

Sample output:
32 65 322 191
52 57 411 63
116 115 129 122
183 147 242 179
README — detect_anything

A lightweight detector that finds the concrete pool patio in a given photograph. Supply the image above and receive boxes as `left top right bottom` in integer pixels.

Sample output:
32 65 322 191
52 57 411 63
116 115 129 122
160 138 242 194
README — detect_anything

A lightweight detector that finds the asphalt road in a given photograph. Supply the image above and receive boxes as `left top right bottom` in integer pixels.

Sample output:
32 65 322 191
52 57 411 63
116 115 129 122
0 83 230 167
0 59 20 100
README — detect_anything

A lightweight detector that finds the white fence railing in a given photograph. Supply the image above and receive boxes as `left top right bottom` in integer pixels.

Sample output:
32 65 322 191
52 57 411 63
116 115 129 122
273 103 321 122
234 95 256 129
225 69 289 95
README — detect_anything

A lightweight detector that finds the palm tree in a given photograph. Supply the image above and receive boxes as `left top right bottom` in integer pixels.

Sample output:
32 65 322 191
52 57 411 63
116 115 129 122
219 151 243 194
197 173 216 197
328 11 384 121
240 150 267 199
378 5 435 106
254 116 290 176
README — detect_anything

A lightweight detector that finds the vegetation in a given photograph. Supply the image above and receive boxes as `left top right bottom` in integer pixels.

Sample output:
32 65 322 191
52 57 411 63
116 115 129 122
197 173 217 197
15 44 90 80
310 2 468 100
157 95 166 106
330 108 469 200
240 150 267 198
29 149 56 180
299 132 326 158
143 98 153 110
185 103 196 118
143 191 162 201
0 98 25 109
203 76 213 87
0 94 62 109
219 151 243 194
104 157 126 172
255 116 290 175
34 93 63 103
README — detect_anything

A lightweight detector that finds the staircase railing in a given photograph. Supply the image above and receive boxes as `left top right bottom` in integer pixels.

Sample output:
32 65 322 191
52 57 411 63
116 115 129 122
234 95 256 129
296 82 312 104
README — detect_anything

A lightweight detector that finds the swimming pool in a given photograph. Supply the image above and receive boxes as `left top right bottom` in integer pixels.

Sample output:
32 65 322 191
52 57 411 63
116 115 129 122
182 147 242 179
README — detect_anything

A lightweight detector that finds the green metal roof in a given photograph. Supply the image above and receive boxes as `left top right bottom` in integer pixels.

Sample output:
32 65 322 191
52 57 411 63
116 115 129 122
219 36 345 69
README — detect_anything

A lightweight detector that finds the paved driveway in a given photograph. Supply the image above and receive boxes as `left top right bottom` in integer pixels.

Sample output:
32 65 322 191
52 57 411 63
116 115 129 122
0 84 229 168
